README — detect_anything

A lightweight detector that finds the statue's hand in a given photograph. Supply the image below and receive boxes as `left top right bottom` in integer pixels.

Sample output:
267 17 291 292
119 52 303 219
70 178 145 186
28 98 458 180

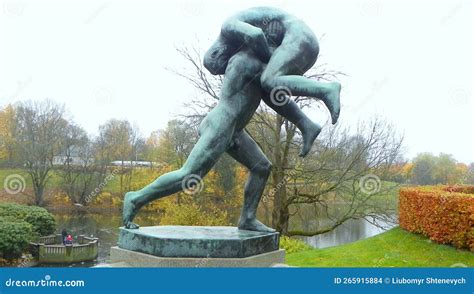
221 19 272 63
246 28 271 63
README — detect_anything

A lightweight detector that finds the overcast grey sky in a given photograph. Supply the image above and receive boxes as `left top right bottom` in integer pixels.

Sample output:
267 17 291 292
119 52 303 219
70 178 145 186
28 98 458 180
0 0 472 163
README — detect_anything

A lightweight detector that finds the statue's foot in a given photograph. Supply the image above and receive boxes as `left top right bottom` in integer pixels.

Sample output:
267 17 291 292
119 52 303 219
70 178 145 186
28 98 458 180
123 192 140 229
326 82 341 125
299 120 321 157
238 218 276 233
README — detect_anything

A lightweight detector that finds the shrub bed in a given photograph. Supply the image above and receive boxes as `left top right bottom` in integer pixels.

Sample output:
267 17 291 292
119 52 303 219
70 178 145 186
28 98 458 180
399 185 474 251
0 216 33 260
280 236 312 254
0 203 56 236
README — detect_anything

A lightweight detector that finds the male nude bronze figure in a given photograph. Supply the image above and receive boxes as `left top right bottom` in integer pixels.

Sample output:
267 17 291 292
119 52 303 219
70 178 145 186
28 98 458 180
123 7 341 232
205 6 341 157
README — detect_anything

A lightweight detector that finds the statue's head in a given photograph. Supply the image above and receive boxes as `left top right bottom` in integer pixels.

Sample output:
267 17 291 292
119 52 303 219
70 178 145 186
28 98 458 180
204 35 238 75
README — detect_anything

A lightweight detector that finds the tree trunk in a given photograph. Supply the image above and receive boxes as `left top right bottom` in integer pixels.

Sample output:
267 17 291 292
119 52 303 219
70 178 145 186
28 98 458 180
270 115 290 234
271 175 290 234
34 184 44 206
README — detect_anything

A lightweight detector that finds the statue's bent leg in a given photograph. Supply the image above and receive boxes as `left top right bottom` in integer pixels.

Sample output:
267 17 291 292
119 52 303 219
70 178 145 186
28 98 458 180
260 25 341 124
262 92 321 157
226 130 275 233
123 129 232 229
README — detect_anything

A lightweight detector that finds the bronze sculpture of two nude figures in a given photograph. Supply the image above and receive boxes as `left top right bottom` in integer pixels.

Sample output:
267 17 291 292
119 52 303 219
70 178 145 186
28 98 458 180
123 6 341 232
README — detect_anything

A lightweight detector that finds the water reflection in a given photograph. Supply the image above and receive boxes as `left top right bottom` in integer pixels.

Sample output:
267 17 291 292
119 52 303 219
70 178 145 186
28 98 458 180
289 203 396 249
38 211 160 267
296 218 394 249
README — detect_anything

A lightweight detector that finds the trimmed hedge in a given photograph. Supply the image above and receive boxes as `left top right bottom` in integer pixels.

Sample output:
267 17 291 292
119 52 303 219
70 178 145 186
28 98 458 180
399 185 474 251
0 203 56 236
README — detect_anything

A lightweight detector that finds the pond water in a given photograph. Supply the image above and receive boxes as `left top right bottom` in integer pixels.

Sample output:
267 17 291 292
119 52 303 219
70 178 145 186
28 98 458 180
39 210 395 267
38 211 157 267
296 218 394 249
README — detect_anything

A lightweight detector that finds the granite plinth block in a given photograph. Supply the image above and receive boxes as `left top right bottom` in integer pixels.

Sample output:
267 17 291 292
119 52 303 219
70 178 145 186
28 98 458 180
118 226 280 258
109 246 285 267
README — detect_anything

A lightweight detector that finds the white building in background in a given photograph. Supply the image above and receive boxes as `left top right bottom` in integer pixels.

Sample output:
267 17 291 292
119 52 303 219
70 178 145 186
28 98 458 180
52 147 93 166
52 155 91 166
109 161 164 168
52 146 164 168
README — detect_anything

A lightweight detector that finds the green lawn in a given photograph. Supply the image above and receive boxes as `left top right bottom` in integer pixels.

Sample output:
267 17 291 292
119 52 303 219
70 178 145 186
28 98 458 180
287 227 474 267
0 168 120 193
0 168 30 184
0 168 65 189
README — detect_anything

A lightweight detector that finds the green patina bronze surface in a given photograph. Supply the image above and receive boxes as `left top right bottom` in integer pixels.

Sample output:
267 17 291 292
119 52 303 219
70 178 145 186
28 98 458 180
118 226 280 258
122 7 341 235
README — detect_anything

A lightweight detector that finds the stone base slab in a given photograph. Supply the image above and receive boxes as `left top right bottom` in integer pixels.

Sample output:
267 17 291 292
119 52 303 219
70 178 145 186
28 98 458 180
109 246 285 268
118 226 280 258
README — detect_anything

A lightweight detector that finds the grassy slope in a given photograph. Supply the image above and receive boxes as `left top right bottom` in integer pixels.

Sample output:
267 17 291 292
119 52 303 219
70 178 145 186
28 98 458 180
0 168 63 189
0 168 119 193
287 227 474 267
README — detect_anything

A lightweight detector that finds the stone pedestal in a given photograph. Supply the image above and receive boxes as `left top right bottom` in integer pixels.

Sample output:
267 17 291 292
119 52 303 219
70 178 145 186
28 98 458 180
109 246 285 267
111 226 285 267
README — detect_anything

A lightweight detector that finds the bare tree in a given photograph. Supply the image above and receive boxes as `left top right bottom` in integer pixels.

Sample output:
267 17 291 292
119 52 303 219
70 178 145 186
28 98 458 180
14 100 68 206
97 119 141 194
166 45 223 129
57 124 107 205
171 44 403 235
264 118 403 235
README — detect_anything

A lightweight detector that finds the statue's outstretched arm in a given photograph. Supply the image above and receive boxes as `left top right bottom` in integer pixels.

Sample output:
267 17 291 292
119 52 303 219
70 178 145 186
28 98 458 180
221 19 271 63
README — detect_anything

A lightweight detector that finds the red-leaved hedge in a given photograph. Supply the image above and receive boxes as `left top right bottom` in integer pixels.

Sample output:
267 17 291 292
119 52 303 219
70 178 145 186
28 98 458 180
399 185 474 251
